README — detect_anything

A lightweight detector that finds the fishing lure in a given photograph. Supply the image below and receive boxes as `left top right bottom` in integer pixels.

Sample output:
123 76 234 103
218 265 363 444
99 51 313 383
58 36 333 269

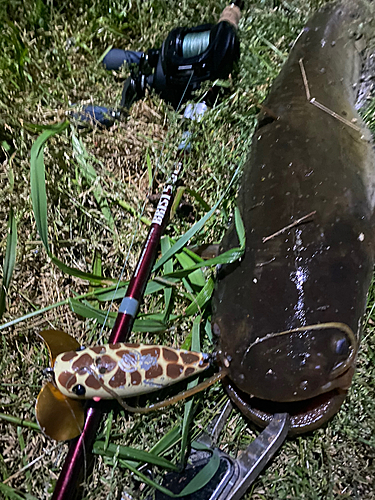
36 329 214 441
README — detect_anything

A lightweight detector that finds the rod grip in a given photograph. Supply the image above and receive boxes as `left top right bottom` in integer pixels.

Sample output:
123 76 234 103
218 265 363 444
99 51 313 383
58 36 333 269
219 4 242 29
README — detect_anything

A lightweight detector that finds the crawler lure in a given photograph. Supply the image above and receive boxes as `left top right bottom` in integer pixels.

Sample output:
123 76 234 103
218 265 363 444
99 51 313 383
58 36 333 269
36 329 212 441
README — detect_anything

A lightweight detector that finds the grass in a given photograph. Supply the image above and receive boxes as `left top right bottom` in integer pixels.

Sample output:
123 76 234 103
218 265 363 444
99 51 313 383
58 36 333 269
0 0 374 499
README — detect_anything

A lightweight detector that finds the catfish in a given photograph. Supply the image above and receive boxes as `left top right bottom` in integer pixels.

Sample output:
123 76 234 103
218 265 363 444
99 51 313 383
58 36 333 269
212 0 375 435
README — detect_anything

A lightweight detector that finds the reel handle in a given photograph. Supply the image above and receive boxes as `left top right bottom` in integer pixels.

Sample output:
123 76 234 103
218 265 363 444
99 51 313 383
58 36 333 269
219 2 242 29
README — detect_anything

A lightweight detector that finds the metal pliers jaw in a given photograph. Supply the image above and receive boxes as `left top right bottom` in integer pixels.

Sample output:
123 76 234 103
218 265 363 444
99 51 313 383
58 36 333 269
143 402 289 500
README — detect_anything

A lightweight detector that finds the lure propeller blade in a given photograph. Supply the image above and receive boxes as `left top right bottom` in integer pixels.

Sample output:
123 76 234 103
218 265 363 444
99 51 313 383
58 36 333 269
36 329 84 440
38 329 81 366
36 381 85 441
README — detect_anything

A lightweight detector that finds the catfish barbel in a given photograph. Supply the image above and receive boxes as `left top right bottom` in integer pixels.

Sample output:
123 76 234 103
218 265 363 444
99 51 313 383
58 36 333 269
212 0 375 435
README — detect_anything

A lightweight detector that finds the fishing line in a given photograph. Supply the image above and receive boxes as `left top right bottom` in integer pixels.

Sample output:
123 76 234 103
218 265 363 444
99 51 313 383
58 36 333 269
244 322 358 378
84 365 227 414
182 30 211 58
97 72 195 341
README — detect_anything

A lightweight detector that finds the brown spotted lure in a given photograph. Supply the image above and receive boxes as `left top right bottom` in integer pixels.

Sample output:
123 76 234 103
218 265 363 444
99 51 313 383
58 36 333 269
54 342 209 400
35 329 225 441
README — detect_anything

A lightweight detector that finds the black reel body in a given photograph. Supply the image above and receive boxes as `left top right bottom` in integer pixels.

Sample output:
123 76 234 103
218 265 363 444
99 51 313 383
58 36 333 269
122 19 240 109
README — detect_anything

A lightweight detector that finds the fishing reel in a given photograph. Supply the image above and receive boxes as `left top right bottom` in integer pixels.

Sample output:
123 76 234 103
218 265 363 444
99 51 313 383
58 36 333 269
104 1 242 111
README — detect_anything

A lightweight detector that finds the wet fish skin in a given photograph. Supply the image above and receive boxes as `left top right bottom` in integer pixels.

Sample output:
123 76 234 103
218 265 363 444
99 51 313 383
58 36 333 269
212 0 375 434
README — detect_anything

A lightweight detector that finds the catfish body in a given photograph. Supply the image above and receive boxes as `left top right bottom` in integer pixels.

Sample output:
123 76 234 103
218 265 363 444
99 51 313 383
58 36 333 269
212 0 375 434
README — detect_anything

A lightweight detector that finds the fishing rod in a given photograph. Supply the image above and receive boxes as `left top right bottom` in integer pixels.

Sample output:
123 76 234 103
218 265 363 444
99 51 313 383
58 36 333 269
51 3 243 499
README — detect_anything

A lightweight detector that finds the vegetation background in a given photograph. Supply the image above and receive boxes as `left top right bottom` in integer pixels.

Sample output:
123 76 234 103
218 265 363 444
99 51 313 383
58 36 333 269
0 0 374 499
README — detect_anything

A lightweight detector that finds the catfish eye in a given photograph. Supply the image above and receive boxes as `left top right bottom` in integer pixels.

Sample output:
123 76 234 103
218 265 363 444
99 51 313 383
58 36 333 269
334 338 349 356
72 384 86 396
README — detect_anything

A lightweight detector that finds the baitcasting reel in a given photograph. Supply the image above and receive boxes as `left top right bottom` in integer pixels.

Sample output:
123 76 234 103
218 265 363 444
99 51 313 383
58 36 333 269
113 1 242 109
77 1 242 126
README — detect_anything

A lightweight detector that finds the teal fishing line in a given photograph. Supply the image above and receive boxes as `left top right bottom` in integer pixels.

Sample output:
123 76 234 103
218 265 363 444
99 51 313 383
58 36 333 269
182 31 210 58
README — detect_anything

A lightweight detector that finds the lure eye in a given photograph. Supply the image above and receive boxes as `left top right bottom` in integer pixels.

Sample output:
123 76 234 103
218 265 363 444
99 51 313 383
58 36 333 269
72 384 86 396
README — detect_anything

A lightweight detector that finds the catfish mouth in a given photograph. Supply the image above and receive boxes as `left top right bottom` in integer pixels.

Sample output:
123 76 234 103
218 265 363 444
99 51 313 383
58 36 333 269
222 322 358 435
223 370 352 436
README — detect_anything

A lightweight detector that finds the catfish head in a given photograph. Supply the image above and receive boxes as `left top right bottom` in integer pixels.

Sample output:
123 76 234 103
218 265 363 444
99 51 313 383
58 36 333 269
213 313 359 434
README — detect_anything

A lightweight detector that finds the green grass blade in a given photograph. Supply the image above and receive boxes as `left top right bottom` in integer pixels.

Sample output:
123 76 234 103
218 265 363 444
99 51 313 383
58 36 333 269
146 151 153 188
167 246 244 279
119 461 180 498
69 297 115 325
149 425 181 457
0 483 38 500
121 449 220 498
0 413 40 431
204 317 213 344
168 207 246 279
69 298 166 332
170 186 186 220
185 277 215 317
0 285 125 331
161 236 173 319
0 209 17 319
94 279 173 302
175 251 205 288
117 199 151 226
234 206 245 247
51 255 114 285
103 411 113 452
30 124 110 284
93 441 178 470
184 187 210 211
127 425 182 471
152 164 241 273
180 315 201 462
72 131 115 230
178 449 220 496
132 318 167 333
30 121 69 252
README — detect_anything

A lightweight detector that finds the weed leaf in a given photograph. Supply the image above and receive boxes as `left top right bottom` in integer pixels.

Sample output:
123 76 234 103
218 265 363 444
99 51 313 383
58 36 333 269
185 277 214 316
180 315 201 462
0 209 17 319
93 441 178 470
0 482 38 500
69 298 166 332
30 121 69 252
152 164 241 273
